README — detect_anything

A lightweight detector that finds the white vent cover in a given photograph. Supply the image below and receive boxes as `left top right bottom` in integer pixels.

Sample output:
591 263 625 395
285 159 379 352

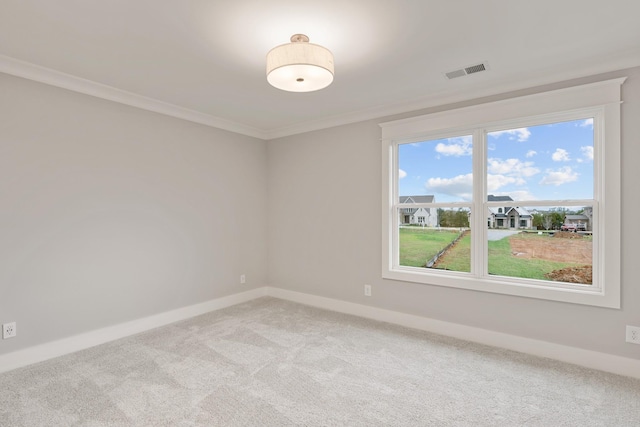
445 62 488 80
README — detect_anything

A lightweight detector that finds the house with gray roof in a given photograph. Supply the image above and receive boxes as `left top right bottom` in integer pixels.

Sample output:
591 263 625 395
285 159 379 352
564 209 592 231
487 195 533 229
399 195 438 227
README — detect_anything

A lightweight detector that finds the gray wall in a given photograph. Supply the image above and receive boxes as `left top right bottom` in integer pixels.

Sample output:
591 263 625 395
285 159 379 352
267 67 640 359
0 73 268 355
3 65 639 361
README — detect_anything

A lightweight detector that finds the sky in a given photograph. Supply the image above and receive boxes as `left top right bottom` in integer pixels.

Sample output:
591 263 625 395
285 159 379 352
398 118 594 203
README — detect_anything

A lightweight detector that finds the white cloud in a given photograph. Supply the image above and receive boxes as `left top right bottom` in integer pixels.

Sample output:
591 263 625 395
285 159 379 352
487 158 539 189
487 158 539 179
426 170 533 199
551 148 570 162
581 146 594 161
489 128 531 142
526 150 537 158
539 166 579 186
435 136 472 156
399 169 407 179
487 174 518 191
425 173 473 200
580 118 594 128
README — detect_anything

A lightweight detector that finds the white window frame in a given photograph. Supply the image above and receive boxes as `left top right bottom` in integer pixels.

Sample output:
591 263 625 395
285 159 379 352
380 78 625 308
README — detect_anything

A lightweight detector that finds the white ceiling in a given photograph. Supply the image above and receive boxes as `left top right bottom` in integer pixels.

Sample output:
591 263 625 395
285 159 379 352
1 1 639 139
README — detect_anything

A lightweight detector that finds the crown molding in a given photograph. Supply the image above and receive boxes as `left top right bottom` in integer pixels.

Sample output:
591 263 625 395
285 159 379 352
2 49 639 142
0 54 268 140
263 47 640 140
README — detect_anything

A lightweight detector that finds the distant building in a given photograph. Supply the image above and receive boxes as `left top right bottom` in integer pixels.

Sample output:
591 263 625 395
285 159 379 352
399 195 438 227
564 210 591 231
487 195 533 229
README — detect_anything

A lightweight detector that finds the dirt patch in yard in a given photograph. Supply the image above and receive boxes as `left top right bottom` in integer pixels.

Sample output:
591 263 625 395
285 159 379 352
509 233 592 264
545 265 592 284
509 232 592 284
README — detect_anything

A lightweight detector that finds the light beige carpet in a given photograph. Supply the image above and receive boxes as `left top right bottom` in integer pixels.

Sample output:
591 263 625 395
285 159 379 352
1 297 639 426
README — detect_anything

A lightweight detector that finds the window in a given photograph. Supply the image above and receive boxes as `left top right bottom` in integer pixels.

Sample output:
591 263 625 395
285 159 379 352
380 78 624 308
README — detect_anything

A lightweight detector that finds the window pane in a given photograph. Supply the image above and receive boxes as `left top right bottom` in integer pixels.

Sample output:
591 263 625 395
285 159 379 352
487 206 593 285
398 136 473 203
487 119 594 202
398 207 471 273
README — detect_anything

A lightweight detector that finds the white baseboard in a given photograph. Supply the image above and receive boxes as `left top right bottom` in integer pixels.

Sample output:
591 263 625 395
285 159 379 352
0 287 267 374
2 285 638 380
265 287 640 380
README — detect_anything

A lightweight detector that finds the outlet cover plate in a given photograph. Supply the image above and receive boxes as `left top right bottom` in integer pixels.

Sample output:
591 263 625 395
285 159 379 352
364 284 372 297
626 325 640 344
3 322 16 339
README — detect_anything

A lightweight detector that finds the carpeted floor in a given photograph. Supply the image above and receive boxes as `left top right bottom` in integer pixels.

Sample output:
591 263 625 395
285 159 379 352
1 297 639 426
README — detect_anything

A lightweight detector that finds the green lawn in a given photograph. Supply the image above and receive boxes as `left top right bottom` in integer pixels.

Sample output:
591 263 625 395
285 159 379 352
399 227 465 268
399 228 587 280
430 232 470 272
487 235 583 280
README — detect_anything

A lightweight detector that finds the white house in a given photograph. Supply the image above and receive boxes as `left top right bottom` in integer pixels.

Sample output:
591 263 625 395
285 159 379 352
399 195 438 227
487 195 533 230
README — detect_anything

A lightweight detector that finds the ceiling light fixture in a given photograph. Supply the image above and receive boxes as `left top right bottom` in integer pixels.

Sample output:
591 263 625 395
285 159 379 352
266 34 334 92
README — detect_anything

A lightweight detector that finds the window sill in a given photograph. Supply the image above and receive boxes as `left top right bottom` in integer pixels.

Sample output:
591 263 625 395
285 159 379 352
383 267 619 308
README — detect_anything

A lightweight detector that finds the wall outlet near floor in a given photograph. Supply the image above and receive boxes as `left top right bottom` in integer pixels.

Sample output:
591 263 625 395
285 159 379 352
364 284 372 297
626 325 640 344
240 274 246 284
2 322 16 339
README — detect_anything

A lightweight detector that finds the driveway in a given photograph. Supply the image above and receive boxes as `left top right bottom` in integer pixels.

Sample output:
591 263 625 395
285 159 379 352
487 229 521 241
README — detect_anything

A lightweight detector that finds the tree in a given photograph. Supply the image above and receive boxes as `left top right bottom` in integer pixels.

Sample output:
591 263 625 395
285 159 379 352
550 211 564 229
454 209 470 227
533 213 544 230
437 208 446 227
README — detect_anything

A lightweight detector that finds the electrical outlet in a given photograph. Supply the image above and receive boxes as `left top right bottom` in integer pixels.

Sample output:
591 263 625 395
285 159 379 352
2 322 16 339
240 274 246 284
364 284 372 297
626 325 640 344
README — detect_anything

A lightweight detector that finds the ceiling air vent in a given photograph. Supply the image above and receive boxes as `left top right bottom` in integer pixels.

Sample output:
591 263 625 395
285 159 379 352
465 63 486 74
445 62 489 80
445 69 467 79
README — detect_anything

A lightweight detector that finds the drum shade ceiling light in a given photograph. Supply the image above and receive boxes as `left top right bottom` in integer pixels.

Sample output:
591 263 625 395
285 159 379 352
266 34 334 92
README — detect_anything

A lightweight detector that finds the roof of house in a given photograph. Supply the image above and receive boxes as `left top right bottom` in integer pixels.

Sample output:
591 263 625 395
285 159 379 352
487 195 514 202
399 195 435 204
488 207 507 216
565 214 589 220
508 207 532 217
488 206 531 217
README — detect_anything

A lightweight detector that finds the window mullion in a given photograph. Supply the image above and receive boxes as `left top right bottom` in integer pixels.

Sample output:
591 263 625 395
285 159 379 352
390 143 399 270
472 129 487 278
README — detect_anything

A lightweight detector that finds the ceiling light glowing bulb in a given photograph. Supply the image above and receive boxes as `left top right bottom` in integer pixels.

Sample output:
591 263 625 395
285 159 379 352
266 34 334 92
